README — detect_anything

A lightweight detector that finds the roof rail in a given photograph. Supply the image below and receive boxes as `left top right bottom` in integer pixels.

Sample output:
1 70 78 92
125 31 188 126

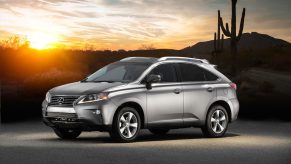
120 57 139 61
120 57 157 62
158 56 209 64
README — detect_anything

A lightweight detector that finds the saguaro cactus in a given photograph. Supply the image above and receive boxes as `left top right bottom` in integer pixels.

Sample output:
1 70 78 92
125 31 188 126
213 33 224 53
213 10 224 54
218 0 246 75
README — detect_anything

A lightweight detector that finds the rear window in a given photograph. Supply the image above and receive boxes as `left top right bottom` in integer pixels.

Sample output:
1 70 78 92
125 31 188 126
178 63 218 82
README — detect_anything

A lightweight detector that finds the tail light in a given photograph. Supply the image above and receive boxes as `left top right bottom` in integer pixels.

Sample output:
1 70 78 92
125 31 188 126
230 83 237 90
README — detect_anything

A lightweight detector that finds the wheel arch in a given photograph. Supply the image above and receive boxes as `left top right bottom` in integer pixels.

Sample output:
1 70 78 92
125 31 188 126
114 101 146 128
208 100 232 123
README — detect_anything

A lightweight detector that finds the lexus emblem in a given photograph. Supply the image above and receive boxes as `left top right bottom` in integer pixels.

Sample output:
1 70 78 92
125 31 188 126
57 97 65 104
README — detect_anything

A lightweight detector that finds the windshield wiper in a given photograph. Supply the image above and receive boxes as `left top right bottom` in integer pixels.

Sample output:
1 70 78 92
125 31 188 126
92 80 117 83
80 77 88 82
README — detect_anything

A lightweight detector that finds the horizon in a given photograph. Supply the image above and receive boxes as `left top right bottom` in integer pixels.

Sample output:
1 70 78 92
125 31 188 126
0 0 290 50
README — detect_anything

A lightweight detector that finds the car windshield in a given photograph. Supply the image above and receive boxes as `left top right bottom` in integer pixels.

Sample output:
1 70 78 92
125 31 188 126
83 62 151 83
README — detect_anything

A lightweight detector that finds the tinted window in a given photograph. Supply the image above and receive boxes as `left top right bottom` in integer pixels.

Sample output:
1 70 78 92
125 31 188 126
149 64 177 83
179 63 218 82
204 70 219 81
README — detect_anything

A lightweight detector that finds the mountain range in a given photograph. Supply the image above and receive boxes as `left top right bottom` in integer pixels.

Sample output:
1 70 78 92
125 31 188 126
181 32 291 55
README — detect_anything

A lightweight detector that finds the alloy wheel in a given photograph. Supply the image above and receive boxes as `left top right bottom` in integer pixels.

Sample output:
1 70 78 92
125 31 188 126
210 109 227 133
119 112 138 138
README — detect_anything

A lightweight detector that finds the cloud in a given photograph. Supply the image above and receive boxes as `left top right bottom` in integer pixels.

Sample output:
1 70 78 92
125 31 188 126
0 0 290 50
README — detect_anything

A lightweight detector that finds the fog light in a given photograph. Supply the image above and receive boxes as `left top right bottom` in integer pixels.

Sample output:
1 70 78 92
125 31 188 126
95 110 101 115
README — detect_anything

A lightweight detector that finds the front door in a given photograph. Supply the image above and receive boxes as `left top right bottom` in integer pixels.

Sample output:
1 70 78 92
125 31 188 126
146 63 183 127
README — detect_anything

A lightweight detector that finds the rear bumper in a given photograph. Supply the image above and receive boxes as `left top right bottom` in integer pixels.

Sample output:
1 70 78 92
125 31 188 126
230 98 239 122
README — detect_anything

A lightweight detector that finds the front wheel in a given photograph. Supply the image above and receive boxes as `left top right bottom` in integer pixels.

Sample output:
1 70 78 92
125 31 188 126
54 128 82 139
109 107 141 142
202 105 229 138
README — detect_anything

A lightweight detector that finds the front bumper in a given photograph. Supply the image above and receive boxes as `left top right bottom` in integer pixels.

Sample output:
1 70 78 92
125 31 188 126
42 100 117 131
42 117 111 131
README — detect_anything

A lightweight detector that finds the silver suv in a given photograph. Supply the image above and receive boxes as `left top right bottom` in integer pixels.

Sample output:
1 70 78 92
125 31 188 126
42 57 239 142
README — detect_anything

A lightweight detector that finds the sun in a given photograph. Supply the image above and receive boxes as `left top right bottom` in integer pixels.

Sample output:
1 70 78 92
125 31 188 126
28 32 57 50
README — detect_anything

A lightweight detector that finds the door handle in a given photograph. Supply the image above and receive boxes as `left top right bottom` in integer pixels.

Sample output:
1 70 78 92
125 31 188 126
207 87 214 92
174 88 181 94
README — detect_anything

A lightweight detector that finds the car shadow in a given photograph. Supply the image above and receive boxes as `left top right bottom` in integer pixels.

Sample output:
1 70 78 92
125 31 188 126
134 132 239 143
39 131 240 144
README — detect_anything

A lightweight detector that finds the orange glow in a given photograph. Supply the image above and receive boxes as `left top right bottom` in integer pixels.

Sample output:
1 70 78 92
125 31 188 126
28 33 58 50
0 0 290 50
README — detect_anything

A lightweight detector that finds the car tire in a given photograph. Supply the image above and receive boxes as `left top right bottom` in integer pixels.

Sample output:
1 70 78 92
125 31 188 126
109 107 141 142
202 105 229 138
54 128 82 139
149 129 169 135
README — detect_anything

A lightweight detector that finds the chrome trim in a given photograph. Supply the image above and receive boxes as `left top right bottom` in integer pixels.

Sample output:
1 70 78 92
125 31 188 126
158 56 209 64
134 60 219 84
47 107 76 113
49 95 80 107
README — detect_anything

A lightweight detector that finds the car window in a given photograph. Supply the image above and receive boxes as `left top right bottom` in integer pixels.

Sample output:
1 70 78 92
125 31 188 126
86 62 150 83
96 66 126 81
179 63 218 82
204 69 219 81
149 64 177 83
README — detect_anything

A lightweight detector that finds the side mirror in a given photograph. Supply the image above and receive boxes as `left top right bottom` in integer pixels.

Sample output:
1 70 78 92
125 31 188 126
146 74 161 89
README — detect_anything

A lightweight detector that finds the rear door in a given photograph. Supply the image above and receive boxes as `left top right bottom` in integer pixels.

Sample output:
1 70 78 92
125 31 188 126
177 63 219 125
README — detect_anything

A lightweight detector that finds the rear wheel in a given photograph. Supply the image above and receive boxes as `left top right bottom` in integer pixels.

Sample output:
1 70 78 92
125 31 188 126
149 129 169 135
110 107 141 142
202 105 229 137
54 128 82 139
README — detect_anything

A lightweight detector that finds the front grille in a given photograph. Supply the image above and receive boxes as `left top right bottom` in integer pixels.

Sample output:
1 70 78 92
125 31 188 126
46 112 79 124
46 112 77 118
49 95 79 107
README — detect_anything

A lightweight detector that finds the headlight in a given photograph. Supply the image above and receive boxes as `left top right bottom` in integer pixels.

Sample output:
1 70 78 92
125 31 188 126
78 93 109 104
45 92 51 103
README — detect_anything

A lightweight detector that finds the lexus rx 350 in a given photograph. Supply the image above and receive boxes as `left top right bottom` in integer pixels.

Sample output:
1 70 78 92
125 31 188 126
42 57 239 142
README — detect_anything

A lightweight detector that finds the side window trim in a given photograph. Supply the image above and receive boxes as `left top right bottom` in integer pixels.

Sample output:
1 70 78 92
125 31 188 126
174 63 183 83
173 63 182 82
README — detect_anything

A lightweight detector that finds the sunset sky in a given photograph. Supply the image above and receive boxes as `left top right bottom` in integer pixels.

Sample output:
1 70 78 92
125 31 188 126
0 0 290 50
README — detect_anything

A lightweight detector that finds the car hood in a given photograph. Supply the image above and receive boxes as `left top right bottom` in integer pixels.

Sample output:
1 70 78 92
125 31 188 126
49 81 126 95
